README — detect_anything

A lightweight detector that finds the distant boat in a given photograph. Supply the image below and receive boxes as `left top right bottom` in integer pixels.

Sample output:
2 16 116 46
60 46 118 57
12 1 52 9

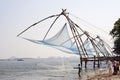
17 58 24 61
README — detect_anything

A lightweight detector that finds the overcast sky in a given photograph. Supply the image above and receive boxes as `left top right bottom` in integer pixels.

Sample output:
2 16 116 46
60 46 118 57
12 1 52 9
0 0 120 59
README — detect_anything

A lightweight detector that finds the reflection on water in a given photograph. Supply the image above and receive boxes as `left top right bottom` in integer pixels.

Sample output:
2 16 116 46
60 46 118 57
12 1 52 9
0 57 107 80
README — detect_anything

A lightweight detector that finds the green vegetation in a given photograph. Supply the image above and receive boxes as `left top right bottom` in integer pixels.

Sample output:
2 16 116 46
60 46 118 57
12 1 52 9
110 18 120 54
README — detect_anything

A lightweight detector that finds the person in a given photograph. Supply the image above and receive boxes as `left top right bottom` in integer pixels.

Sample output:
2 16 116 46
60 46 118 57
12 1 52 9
113 60 117 75
108 60 113 76
78 64 82 77
116 60 119 74
73 64 82 77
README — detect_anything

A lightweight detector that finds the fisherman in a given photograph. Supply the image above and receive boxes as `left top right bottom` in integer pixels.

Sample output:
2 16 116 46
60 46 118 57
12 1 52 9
116 60 119 74
74 64 82 77
78 64 82 77
113 59 118 75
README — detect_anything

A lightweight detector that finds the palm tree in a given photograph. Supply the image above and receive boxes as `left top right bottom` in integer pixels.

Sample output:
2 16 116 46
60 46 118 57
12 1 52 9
110 18 120 54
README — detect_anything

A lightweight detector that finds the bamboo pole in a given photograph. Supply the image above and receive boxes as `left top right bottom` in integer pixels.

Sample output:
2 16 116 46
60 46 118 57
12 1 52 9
43 14 61 40
17 14 60 37
62 10 84 67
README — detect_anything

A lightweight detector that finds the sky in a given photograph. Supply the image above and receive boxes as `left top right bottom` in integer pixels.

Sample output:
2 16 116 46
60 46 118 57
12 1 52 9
0 0 120 59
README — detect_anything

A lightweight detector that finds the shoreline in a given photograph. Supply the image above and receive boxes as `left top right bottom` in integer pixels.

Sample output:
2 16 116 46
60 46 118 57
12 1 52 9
87 68 120 80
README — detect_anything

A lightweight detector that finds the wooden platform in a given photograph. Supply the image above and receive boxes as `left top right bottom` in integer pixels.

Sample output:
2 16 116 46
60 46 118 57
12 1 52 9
80 56 120 69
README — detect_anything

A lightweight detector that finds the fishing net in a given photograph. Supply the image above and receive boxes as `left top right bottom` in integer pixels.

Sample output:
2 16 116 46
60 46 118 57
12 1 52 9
18 10 114 58
23 23 113 57
23 23 79 55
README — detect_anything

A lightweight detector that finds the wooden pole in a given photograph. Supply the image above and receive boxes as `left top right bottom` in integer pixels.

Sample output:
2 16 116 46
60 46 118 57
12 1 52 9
85 58 87 69
97 58 100 68
43 14 61 40
93 56 96 69
17 14 60 37
62 10 84 67
80 57 83 67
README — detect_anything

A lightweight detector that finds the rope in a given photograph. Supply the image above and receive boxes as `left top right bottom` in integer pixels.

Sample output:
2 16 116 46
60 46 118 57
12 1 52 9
69 13 109 34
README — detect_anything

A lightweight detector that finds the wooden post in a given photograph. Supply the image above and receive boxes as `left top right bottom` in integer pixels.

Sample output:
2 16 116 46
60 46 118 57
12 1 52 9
97 58 100 68
80 57 83 67
85 59 87 69
93 56 96 69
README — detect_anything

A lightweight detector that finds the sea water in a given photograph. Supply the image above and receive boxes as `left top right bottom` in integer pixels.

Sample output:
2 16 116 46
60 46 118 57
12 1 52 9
0 57 107 80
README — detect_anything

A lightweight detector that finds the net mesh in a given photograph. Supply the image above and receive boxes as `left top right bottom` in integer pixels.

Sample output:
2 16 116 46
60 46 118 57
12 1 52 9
23 23 113 57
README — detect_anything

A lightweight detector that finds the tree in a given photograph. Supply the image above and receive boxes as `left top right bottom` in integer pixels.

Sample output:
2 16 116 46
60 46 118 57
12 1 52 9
110 18 120 54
